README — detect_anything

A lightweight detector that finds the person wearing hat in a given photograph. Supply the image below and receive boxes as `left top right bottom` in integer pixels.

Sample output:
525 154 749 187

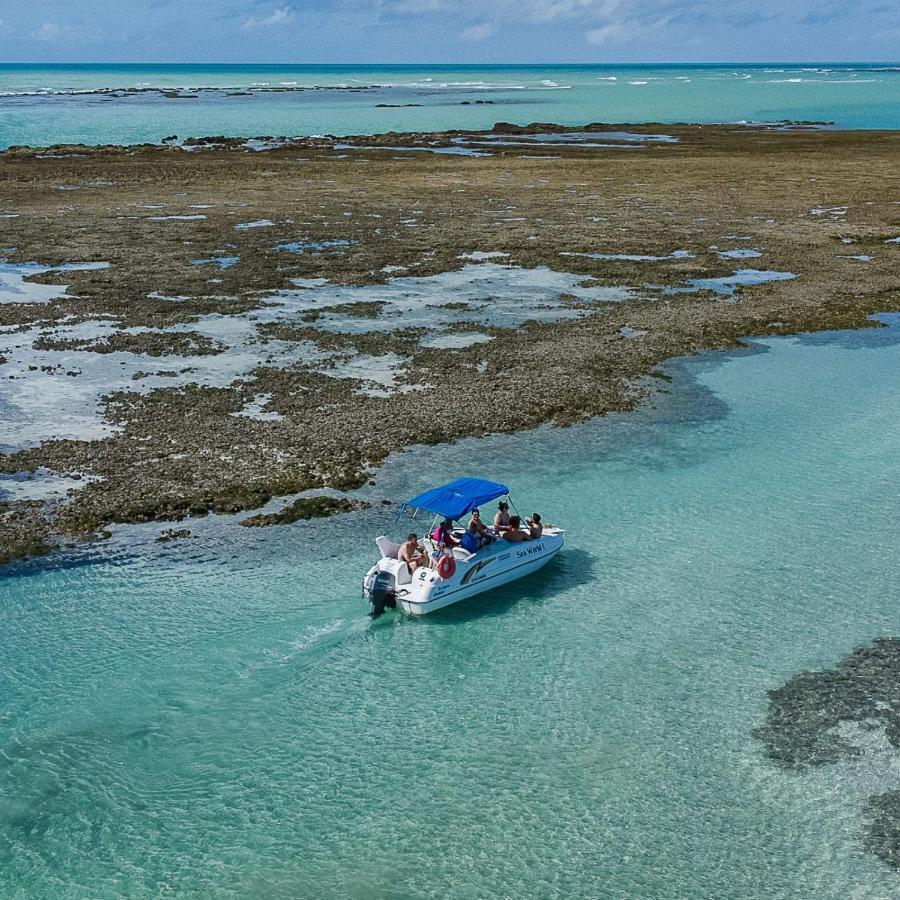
493 501 511 531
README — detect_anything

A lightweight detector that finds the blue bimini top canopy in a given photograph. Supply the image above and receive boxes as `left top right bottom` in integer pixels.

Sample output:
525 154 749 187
405 477 510 521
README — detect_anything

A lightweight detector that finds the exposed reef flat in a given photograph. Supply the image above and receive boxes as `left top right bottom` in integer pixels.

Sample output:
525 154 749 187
755 639 900 869
1 123 898 563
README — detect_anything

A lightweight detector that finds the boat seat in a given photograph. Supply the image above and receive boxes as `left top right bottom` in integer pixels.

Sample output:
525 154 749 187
378 557 412 585
375 535 401 559
393 559 413 585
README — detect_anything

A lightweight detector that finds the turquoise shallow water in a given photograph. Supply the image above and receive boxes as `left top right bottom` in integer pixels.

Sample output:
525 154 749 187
2 316 899 897
1 63 899 148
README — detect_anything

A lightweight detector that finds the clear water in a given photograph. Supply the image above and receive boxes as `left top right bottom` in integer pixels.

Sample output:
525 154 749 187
2 315 899 897
1 63 899 148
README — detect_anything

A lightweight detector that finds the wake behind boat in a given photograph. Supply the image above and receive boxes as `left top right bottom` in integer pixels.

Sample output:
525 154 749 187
363 477 564 616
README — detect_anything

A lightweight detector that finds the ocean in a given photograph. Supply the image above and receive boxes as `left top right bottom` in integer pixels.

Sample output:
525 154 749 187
2 317 899 896
1 62 899 148
3 57 900 897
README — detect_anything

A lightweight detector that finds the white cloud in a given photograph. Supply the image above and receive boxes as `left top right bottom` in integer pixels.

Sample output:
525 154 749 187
586 12 675 44
32 21 66 41
241 6 296 29
386 0 443 12
585 22 626 43
460 22 494 41
527 0 622 24
30 18 103 44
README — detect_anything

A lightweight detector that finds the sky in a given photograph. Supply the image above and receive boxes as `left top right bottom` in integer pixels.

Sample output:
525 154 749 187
0 0 898 64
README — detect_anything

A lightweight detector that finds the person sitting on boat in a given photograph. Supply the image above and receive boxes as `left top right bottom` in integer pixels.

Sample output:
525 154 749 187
468 508 492 543
461 509 490 552
493 501 511 531
459 524 480 554
500 515 531 543
527 513 543 540
398 532 429 573
431 518 458 550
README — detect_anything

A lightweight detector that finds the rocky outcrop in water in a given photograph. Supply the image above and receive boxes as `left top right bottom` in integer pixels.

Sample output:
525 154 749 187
2 124 898 566
755 639 900 868
239 496 368 527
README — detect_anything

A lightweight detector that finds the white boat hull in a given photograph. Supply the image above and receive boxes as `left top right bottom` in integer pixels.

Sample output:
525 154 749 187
364 529 564 615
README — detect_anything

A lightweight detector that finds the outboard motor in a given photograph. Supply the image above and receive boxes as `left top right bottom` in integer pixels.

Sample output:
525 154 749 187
365 570 396 618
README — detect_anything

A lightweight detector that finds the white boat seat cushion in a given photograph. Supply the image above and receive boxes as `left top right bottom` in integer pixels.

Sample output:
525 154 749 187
384 559 412 585
376 535 401 559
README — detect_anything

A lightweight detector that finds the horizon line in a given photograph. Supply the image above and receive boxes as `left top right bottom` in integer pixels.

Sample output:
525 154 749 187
2 60 899 67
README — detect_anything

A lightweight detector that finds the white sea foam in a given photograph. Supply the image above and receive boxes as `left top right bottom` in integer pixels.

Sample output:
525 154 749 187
0 467 101 502
231 392 284 422
0 260 109 305
148 214 207 221
562 249 692 262
653 268 797 299
420 332 494 350
716 248 762 260
458 251 509 260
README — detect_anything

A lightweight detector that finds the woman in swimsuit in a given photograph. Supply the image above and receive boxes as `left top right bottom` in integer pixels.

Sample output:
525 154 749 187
493 501 511 531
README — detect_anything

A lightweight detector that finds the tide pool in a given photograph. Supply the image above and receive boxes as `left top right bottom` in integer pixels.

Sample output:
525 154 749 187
0 63 899 148
1 316 899 897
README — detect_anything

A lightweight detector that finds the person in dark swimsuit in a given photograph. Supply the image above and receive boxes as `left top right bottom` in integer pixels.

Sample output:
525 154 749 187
493 501 511 531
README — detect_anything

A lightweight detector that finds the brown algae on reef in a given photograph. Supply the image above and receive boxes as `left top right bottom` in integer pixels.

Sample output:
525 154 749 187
1 121 899 562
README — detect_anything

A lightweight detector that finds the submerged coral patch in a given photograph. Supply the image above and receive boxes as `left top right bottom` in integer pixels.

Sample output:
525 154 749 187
755 639 900 869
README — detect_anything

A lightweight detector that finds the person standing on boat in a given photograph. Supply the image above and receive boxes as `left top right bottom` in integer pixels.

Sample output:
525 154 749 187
398 533 429 573
493 501 511 531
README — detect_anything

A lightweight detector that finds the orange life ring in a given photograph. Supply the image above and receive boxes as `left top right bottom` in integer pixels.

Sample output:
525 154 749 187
437 554 456 580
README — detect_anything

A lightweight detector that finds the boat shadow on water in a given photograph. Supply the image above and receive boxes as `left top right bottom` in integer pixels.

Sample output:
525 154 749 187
387 547 597 625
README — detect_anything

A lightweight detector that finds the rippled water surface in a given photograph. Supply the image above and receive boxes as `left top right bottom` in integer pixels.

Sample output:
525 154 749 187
2 317 900 897
1 63 899 148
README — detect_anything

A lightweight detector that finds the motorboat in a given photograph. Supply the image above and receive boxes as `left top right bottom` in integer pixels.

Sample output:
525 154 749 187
362 477 565 616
